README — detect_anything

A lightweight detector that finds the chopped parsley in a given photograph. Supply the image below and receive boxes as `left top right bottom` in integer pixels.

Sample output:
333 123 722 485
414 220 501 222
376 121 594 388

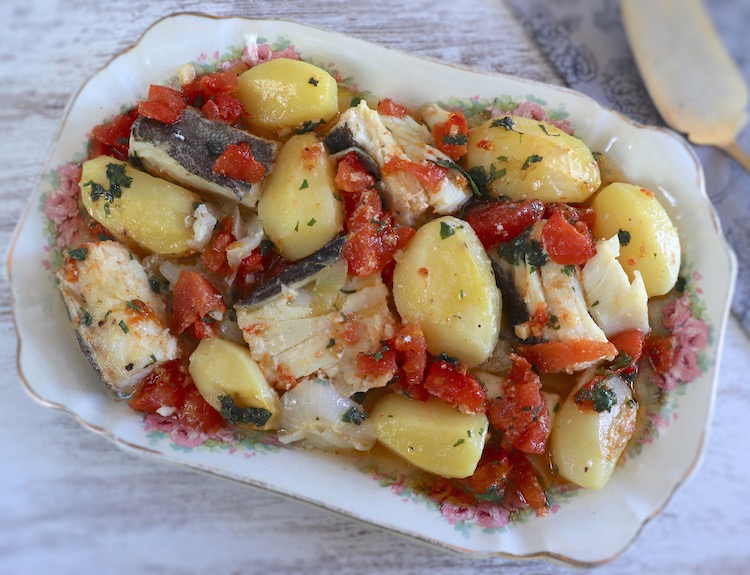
617 229 631 246
294 119 326 135
453 439 465 447
219 395 272 427
299 179 309 190
260 238 276 256
118 320 129 334
496 155 509 162
206 140 225 156
80 308 93 326
440 221 457 239
428 158 482 197
521 154 543 170
350 96 363 107
144 354 158 368
436 352 460 365
467 164 506 197
442 133 468 146
372 344 391 361
498 230 548 268
562 264 576 276
546 314 561 330
103 203 111 216
326 338 336 349
308 76 319 86
459 289 466 300
538 124 559 136
610 350 634 371
574 381 618 413
106 162 132 193
294 221 300 232
68 247 88 261
490 116 519 132
341 406 366 426
126 300 144 312
307 217 317 227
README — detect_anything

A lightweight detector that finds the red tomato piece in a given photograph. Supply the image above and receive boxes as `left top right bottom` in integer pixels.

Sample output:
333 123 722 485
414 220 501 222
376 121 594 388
180 77 205 106
88 109 138 160
138 84 187 124
383 156 447 189
128 359 187 414
200 70 239 96
202 93 244 124
464 442 513 499
464 199 545 249
233 249 264 301
517 340 618 374
171 271 226 337
212 142 266 183
609 329 645 364
432 112 469 161
356 345 398 379
486 354 549 454
343 222 402 278
541 210 597 265
422 359 486 414
508 450 548 512
178 384 225 434
335 151 376 195
200 216 236 275
345 189 384 232
392 322 427 387
377 98 407 118
644 334 678 374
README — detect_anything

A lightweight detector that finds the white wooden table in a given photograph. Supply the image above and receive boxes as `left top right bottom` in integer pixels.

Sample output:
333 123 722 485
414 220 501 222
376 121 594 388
2 1 748 573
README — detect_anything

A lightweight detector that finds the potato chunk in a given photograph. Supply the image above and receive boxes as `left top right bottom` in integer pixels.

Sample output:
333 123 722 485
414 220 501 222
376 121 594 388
80 156 207 256
257 133 344 261
371 394 489 478
238 58 338 135
590 182 681 297
393 216 500 366
550 371 637 490
189 338 281 431
465 115 601 203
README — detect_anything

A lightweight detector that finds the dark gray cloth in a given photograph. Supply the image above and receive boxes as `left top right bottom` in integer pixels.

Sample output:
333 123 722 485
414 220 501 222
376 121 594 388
509 0 750 331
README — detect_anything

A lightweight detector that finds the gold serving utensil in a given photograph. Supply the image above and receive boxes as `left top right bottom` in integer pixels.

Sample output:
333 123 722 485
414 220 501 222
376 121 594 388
621 0 750 171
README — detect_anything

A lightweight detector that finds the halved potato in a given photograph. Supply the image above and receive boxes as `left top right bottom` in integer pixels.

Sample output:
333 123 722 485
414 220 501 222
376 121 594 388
370 394 489 478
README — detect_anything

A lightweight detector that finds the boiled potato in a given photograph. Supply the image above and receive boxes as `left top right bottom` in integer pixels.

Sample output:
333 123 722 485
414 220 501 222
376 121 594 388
465 115 601 203
393 216 500 366
371 394 488 478
257 133 344 261
80 156 204 256
590 182 680 297
550 371 637 490
238 58 338 135
189 338 281 431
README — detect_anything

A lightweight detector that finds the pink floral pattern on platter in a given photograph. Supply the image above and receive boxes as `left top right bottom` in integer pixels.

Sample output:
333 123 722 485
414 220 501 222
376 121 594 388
43 162 84 251
492 100 573 134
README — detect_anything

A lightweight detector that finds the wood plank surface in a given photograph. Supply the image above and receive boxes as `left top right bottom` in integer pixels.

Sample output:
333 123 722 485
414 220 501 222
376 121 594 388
1 1 748 574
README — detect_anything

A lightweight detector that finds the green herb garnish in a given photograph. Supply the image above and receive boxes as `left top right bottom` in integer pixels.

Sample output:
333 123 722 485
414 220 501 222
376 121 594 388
341 407 366 426
521 154 543 170
219 395 272 427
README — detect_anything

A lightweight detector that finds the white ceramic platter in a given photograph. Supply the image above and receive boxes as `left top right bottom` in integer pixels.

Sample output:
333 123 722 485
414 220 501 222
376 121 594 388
8 13 736 566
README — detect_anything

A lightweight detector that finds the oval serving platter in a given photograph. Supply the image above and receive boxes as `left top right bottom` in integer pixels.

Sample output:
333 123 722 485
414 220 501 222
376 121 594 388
8 13 736 565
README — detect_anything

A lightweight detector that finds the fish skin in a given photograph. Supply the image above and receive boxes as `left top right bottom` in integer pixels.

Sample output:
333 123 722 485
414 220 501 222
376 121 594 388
130 107 278 206
57 241 178 396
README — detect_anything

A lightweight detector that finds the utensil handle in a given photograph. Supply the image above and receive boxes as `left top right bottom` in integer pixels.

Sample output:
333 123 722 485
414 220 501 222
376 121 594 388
722 141 750 173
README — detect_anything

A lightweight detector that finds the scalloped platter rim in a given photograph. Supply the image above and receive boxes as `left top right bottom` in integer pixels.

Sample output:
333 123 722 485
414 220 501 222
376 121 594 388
7 13 737 566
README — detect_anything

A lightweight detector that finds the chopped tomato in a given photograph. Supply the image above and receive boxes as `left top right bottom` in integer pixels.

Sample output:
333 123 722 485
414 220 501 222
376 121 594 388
517 340 618 374
508 450 547 512
545 203 597 232
344 222 414 278
180 77 205 106
486 354 549 454
171 270 226 338
345 189 384 232
128 359 224 434
377 98 407 118
137 84 187 124
463 441 512 500
212 142 266 183
178 384 225 434
422 359 486 413
88 109 138 160
202 93 244 124
432 112 469 160
128 359 187 414
233 249 264 301
200 70 239 96
393 323 427 386
335 151 376 195
609 329 645 364
644 334 678 374
200 216 236 275
541 210 596 265
383 156 447 189
356 345 398 379
464 199 545 249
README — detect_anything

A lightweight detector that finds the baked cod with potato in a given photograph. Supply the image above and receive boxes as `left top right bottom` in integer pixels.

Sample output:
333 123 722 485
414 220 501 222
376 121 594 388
55 49 683 512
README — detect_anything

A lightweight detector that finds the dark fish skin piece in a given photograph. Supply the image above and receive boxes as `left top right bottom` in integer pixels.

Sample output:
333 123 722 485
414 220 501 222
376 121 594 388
235 236 346 310
130 107 278 203
323 126 382 179
491 257 530 328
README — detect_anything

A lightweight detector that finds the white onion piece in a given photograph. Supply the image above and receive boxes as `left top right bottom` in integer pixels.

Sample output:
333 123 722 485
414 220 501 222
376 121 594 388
189 203 218 250
278 379 375 451
311 259 348 311
227 215 265 270
159 260 201 287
